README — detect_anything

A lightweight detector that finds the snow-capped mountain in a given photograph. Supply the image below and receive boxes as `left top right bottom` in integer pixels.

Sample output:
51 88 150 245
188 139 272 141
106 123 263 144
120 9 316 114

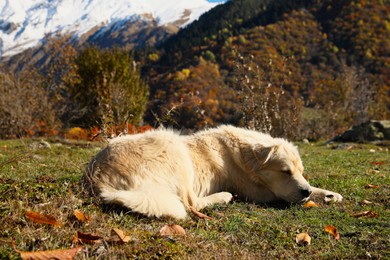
0 0 226 58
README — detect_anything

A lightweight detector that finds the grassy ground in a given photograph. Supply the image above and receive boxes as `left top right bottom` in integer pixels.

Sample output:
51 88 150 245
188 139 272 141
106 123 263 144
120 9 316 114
0 138 389 259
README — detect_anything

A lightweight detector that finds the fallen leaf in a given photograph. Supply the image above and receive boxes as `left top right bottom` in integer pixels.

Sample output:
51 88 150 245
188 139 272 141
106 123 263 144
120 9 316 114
25 210 62 227
13 239 82 260
365 184 379 189
74 231 103 244
303 200 319 208
159 224 186 237
324 225 340 240
20 248 82 260
361 200 373 205
74 209 91 223
189 206 213 220
295 232 311 246
371 161 385 165
351 211 379 218
108 228 131 244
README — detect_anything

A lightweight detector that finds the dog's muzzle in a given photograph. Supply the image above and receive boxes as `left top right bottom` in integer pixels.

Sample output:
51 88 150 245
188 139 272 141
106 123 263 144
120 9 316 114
300 188 312 198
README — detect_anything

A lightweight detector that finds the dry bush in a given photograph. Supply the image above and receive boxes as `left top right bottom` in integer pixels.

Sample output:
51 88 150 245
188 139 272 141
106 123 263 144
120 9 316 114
302 62 376 140
0 69 58 138
234 53 302 139
234 51 377 141
341 63 374 126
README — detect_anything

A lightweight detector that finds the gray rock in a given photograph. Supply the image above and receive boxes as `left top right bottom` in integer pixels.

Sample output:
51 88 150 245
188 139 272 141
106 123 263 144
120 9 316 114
332 120 390 142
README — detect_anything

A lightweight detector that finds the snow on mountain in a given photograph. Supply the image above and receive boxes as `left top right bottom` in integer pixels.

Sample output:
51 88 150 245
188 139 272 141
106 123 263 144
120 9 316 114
0 0 225 58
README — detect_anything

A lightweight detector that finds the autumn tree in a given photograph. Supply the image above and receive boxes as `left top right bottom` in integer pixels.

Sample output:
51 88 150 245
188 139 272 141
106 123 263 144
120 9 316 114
42 34 79 127
148 57 238 129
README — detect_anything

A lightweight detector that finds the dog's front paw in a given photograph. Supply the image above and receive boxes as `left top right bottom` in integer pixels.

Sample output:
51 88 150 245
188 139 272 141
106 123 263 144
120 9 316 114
324 192 343 203
216 192 234 204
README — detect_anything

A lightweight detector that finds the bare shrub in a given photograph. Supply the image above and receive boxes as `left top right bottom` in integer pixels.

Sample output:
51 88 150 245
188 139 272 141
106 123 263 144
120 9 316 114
303 61 376 140
0 69 58 138
342 63 373 126
234 52 302 139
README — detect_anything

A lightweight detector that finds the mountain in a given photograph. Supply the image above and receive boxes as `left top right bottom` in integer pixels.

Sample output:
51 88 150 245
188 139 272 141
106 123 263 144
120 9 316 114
0 0 226 58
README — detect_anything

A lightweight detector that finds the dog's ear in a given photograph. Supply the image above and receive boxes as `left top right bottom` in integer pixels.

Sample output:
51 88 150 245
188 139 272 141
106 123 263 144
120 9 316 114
253 145 279 165
240 145 279 172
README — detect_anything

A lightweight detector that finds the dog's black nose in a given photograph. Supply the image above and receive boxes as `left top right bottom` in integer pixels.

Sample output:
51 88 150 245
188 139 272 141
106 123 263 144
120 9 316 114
300 188 312 198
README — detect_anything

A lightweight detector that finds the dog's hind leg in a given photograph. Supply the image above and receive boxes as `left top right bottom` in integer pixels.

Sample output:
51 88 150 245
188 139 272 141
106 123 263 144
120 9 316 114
100 188 188 219
191 191 233 210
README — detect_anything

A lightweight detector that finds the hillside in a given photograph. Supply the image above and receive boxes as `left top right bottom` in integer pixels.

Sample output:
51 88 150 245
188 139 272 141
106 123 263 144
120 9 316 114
144 0 389 138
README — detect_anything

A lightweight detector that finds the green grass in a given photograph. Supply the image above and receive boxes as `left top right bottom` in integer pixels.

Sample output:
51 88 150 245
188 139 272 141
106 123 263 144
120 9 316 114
0 138 389 259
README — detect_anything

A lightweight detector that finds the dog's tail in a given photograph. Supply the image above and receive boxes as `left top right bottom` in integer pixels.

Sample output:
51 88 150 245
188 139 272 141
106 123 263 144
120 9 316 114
100 188 188 219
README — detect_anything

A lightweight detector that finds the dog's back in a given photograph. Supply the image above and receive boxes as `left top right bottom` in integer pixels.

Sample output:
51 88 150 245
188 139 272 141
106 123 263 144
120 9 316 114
83 129 195 218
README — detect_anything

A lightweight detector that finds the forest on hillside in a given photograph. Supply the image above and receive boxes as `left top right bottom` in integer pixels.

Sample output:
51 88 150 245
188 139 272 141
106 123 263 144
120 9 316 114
0 0 389 140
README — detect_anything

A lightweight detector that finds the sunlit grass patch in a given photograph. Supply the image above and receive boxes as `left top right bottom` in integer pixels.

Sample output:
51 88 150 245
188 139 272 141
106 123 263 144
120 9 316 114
0 139 388 259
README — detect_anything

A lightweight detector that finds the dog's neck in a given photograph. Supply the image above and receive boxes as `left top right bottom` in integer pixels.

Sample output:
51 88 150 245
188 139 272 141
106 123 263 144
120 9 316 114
187 130 279 203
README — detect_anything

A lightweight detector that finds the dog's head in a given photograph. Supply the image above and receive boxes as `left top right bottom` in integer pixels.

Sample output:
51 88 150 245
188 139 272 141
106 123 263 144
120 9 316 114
241 141 311 203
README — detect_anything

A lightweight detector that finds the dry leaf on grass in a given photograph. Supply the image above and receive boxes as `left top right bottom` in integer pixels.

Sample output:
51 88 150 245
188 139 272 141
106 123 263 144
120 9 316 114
108 228 131 244
368 169 380 174
73 231 103 244
365 184 379 189
324 225 340 240
371 161 385 165
13 239 82 260
25 210 62 227
303 200 319 208
74 209 91 223
351 211 379 218
159 224 186 237
361 200 373 205
295 233 311 246
189 206 213 220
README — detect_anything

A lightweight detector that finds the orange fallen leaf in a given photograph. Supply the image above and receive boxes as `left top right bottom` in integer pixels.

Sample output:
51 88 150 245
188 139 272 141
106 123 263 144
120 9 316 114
303 200 319 208
324 225 340 240
25 210 62 227
74 209 91 223
351 211 379 218
295 232 311 246
73 231 103 244
371 161 385 165
365 184 379 189
159 224 186 237
189 206 213 220
108 228 131 244
13 239 82 260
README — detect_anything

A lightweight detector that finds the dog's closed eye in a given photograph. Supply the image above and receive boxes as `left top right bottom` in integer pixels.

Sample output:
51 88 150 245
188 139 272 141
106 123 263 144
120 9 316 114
282 170 292 175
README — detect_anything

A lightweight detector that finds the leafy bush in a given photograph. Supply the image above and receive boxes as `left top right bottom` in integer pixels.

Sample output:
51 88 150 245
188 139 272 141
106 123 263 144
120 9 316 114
67 47 149 135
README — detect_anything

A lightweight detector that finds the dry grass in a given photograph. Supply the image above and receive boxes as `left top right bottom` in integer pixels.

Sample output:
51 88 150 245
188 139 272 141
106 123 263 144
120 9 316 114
0 138 389 259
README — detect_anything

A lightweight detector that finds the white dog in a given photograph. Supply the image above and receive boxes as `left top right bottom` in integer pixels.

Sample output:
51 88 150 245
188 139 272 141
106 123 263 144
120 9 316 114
83 125 342 219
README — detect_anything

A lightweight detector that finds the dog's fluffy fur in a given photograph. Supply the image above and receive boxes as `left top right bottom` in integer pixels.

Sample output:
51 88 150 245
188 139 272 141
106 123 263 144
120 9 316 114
83 125 342 219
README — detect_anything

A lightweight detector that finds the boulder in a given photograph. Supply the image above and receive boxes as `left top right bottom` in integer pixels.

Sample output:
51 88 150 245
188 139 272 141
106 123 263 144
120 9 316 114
332 120 390 142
